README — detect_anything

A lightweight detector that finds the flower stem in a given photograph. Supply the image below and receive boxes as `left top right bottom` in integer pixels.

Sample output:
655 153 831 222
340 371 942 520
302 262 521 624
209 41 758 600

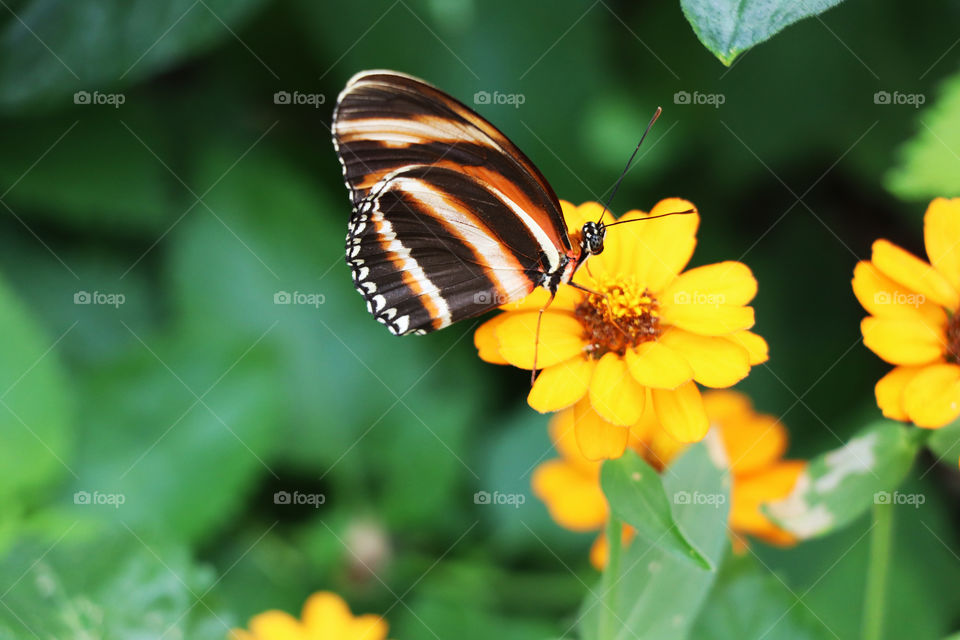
600 515 622 640
862 500 894 640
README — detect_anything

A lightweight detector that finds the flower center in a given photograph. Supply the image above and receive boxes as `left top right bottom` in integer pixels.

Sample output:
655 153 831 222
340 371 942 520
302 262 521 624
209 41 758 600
947 311 960 363
574 276 661 358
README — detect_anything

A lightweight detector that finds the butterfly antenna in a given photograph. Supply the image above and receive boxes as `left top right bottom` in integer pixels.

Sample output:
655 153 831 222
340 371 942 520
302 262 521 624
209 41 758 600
595 106 663 225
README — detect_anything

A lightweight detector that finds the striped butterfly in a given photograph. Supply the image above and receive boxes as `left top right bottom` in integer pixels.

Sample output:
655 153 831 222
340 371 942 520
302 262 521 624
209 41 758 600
332 70 659 337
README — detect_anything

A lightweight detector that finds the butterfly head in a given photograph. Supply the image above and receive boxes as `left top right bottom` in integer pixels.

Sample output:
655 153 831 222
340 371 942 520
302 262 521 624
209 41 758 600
580 220 606 257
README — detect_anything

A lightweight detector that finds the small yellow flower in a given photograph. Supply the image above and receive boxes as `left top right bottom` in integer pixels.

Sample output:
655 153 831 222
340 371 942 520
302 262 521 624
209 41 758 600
476 200 767 457
853 197 960 428
230 591 389 640
531 390 805 568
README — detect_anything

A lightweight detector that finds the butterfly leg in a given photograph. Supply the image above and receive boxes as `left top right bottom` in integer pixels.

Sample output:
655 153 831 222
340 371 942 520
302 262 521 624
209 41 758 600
531 291 557 387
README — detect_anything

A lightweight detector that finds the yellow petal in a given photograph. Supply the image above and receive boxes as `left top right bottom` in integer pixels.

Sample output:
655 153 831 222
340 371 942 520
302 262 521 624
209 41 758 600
528 356 595 412
625 340 694 389
871 239 958 310
573 398 630 460
660 300 755 336
549 407 602 474
302 592 353 636
652 382 709 443
874 365 924 421
249 611 304 639
925 197 960 293
851 261 946 326
860 316 944 365
474 314 509 364
661 261 757 307
532 458 607 530
612 198 700 291
903 363 960 428
346 615 389 640
659 329 751 388
589 352 646 426
725 331 769 365
496 311 586 369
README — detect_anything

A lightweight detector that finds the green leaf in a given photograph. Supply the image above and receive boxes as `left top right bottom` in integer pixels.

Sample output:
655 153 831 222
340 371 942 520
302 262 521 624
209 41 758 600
680 0 845 65
691 556 834 640
887 72 960 200
927 417 960 465
601 449 711 569
581 441 731 640
766 420 921 540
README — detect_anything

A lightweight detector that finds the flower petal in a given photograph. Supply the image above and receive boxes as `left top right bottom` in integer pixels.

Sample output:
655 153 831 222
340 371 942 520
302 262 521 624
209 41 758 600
474 314 509 364
588 352 647 425
625 340 694 389
499 283 581 312
661 261 757 307
652 381 709 443
725 331 769 365
719 413 787 475
249 611 304 639
573 398 630 460
496 311 586 369
875 365 924 421
730 461 805 546
528 356 595 412
871 239 958 310
303 592 353 635
903 363 960 428
659 329 751 388
532 458 607 531
860 316 943 365
660 300 755 336
924 197 960 294
851 261 946 326
549 407 601 474
613 198 700 291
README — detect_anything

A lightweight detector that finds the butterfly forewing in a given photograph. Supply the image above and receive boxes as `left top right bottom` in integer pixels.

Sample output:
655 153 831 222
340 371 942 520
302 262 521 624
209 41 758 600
333 70 574 335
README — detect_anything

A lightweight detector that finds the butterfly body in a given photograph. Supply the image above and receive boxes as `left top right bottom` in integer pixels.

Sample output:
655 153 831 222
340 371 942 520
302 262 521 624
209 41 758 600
333 70 604 335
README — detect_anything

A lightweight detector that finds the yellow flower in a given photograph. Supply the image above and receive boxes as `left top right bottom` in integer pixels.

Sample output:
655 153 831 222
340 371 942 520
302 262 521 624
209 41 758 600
475 200 767 456
230 591 389 640
853 197 960 428
531 390 805 568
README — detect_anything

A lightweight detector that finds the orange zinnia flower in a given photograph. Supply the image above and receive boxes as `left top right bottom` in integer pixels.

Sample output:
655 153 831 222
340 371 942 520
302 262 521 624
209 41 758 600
532 390 805 568
475 200 767 458
230 591 389 640
853 197 960 428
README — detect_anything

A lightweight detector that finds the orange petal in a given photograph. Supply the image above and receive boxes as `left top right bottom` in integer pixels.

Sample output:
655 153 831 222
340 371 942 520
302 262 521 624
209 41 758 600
660 300 755 336
701 389 754 425
528 356 595 412
589 525 635 570
474 314 509 364
871 239 958 310
852 261 946 326
532 458 607 531
659 329 751 388
924 197 960 293
589 352 646 426
661 261 757 307
731 460 805 546
719 413 787 475
498 283 581 312
903 363 960 428
625 340 694 389
860 316 944 365
573 398 630 460
496 311 586 369
875 365 924 421
725 331 769 365
613 198 700 291
652 381 709 443
549 407 602 474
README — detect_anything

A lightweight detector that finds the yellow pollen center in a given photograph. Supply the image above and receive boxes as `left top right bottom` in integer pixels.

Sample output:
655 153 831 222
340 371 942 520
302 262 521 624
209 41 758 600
574 276 661 358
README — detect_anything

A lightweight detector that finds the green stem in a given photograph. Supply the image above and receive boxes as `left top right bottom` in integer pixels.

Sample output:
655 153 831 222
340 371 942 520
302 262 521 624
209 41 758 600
862 500 894 640
600 515 622 640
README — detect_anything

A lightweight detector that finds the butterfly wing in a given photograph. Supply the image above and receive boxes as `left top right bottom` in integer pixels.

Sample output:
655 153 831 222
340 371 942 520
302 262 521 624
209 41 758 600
333 70 573 335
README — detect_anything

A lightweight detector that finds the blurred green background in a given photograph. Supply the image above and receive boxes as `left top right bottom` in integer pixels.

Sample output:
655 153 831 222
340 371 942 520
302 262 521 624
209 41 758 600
0 0 958 638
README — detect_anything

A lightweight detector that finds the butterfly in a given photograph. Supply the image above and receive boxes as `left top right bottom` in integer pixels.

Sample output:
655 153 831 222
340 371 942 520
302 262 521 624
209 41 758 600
332 70 659 337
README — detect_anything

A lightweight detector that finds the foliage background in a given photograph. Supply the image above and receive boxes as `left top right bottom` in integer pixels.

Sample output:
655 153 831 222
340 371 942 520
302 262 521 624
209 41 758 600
0 0 958 638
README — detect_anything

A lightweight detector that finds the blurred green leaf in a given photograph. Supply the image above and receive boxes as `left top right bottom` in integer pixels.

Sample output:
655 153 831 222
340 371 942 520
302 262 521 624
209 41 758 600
691 556 833 640
766 421 920 540
680 0 844 65
581 441 730 640
0 0 267 110
888 72 960 200
601 449 711 569
927 418 960 465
